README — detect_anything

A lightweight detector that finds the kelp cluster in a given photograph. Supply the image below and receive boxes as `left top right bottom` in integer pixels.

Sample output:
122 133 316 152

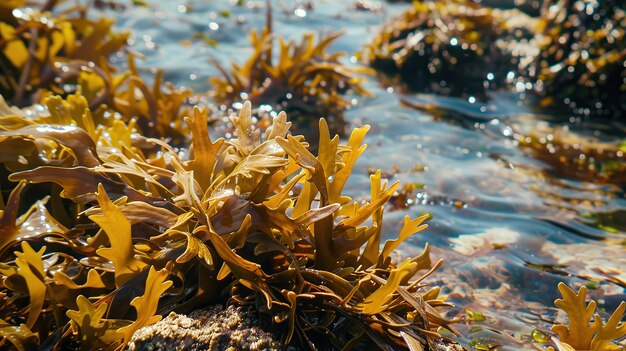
385 0 544 16
0 1 194 144
516 124 626 186
0 94 459 350
210 27 372 135
0 2 465 350
481 0 544 17
548 282 626 351
0 0 128 106
528 0 625 118
362 0 536 99
367 0 624 118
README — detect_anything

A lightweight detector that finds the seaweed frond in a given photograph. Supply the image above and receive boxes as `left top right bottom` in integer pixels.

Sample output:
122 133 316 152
103 53 194 143
516 124 626 186
548 282 626 351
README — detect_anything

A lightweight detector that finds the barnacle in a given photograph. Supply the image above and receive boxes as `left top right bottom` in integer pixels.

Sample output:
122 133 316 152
547 282 626 351
363 0 537 99
0 97 459 350
528 0 626 118
210 27 372 135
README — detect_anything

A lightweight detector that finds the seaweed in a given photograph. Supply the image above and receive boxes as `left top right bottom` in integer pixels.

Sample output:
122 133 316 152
548 282 626 351
384 0 544 17
516 124 626 186
362 0 537 99
90 53 194 144
0 2 195 144
210 25 372 136
527 0 626 118
0 1 129 106
0 96 460 350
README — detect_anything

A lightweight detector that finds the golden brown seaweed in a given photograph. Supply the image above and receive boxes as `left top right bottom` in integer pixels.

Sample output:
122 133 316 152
548 282 626 351
0 98 458 350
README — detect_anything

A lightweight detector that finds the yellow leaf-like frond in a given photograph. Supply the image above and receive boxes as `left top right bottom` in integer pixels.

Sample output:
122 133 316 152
358 259 417 315
116 265 173 345
66 295 121 349
0 320 38 351
276 135 328 205
551 283 597 350
91 184 147 286
591 302 626 351
380 215 430 265
329 125 370 204
185 106 224 190
14 242 46 328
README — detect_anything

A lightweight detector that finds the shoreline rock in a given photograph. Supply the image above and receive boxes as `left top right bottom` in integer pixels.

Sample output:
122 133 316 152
127 305 283 351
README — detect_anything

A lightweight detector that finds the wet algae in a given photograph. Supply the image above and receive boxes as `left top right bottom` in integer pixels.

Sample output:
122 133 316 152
0 0 625 351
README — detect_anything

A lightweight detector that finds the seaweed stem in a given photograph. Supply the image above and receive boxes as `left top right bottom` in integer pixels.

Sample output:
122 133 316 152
14 28 38 106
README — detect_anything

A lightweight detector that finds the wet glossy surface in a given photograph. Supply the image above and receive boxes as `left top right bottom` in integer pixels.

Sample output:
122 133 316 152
98 1 625 349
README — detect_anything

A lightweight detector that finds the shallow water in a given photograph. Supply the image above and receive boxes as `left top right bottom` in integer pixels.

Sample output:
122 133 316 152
100 0 625 349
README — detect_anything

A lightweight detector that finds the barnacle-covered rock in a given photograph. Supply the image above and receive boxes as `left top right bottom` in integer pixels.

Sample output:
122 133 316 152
127 306 282 351
363 0 539 99
527 0 626 118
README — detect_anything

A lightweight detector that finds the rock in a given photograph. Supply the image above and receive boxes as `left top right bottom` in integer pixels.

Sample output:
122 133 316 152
127 305 283 351
365 0 539 100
